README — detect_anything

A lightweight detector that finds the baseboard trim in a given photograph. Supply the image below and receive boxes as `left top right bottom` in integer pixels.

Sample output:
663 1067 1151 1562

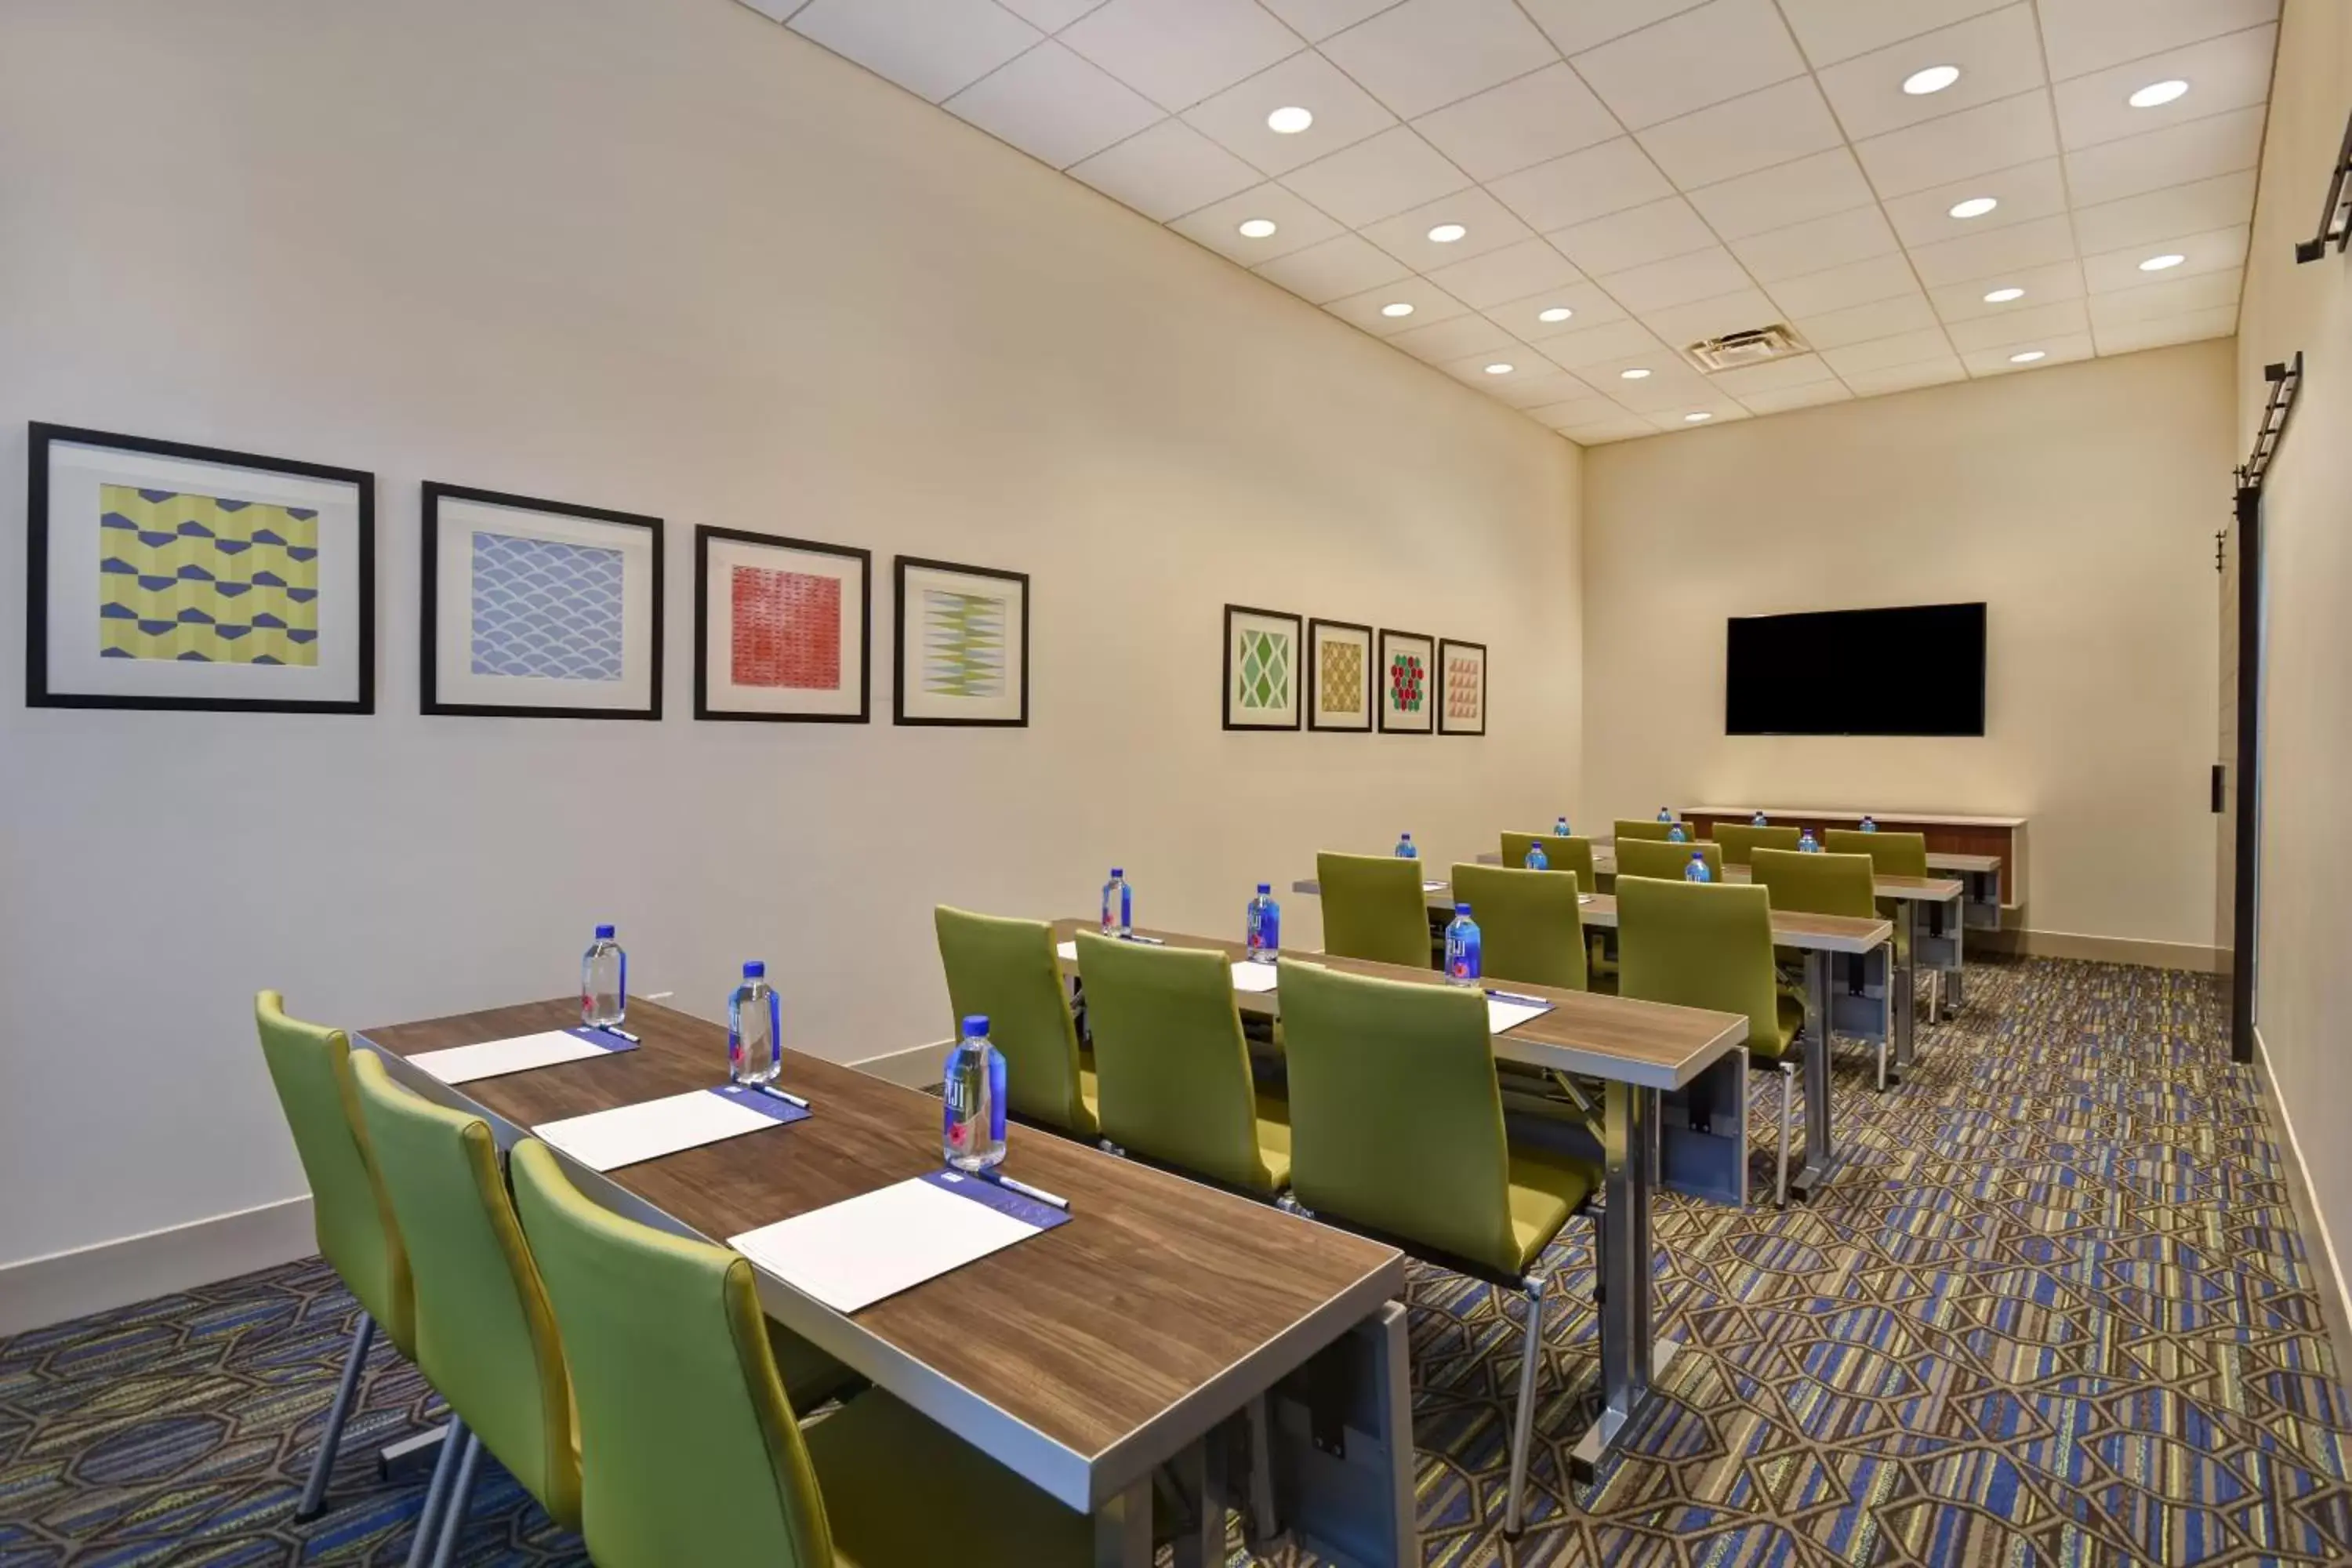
1976 927 2220 972
846 1039 948 1090
0 1196 317 1338
2252 1025 2352 1365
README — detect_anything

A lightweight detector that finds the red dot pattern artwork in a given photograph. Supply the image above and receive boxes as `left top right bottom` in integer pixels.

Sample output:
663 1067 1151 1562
731 565 841 690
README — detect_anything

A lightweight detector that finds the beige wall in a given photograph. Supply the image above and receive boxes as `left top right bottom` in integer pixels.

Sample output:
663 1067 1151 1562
0 0 1583 1276
2237 0 2352 1319
1581 343 2234 953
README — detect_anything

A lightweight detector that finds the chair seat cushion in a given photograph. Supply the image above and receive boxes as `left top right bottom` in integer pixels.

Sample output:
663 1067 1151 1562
1505 1151 1599 1275
806 1389 1091 1566
1254 1094 1293 1191
1748 994 1806 1062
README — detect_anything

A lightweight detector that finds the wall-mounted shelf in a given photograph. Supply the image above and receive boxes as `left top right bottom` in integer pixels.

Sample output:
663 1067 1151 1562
2295 109 2352 263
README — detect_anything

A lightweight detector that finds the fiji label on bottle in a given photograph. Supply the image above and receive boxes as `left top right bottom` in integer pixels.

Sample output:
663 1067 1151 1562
1248 906 1280 956
1449 932 1481 982
944 1071 982 1155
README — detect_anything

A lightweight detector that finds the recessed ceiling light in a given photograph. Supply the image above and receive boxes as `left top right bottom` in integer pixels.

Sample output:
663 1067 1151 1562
2129 78 2189 109
1267 105 1314 134
2009 350 2046 363
1683 412 1712 423
1948 196 1999 219
1903 64 1961 96
1428 223 1468 243
2140 252 2186 271
1380 302 1415 318
1484 363 1515 376
1537 307 1574 323
1983 286 2026 303
1237 218 1278 238
1621 368 1651 380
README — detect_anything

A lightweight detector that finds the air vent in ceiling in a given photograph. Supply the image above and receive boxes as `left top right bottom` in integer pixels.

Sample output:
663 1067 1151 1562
1682 324 1810 374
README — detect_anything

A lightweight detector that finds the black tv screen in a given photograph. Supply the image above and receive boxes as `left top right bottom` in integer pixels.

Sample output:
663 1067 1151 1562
1726 603 1985 736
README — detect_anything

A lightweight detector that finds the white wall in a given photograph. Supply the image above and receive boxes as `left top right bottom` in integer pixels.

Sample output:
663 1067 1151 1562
1580 343 2233 954
0 0 1584 1279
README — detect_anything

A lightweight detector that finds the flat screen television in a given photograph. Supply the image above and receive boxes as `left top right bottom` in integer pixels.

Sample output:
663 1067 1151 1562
1726 602 1985 736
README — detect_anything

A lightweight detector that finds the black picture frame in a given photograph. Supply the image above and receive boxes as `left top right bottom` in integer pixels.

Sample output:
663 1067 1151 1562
692 525 872 724
1376 627 1436 735
892 555 1030 728
1438 637 1488 736
1222 603 1304 732
27 422 376 713
1306 617 1374 733
421 482 663 721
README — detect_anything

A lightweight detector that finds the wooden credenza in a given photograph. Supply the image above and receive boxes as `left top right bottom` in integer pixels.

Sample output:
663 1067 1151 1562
1679 805 2025 926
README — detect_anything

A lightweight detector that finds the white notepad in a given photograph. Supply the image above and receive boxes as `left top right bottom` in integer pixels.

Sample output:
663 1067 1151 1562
1230 960 1280 993
532 1088 793 1173
406 1030 615 1086
730 1176 1049 1314
1486 997 1555 1034
1423 880 1448 892
1055 940 1079 962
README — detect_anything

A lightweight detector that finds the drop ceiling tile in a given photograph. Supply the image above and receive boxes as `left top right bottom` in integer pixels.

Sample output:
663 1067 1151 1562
1360 185 1537 268
1528 394 1631 428
1058 0 1300 112
1518 0 1709 57
1605 362 1719 409
1251 232 1414 302
1842 355 1966 393
1537 317 1672 369
1636 77 1848 188
1279 125 1471 226
1926 258 2085 320
1822 326 1956 374
1851 89 2057 196
2085 266 2242 328
1775 0 2009 68
2062 106 2267 207
1766 252 1921 317
1490 139 1675 231
1410 64 1625 181
1325 275 1472 333
1636 287 1782 347
1441 345 1547 384
1488 368 1604 407
1557 415 1662 443
2037 0 2278 81
1256 0 1396 43
2070 170 2258 254
1880 158 2069 247
1943 296 2089 350
1425 237 1586 307
2052 27 2278 152
1684 147 1878 239
1961 331 2092 374
2091 304 2241 354
1549 196 1717 275
1318 0 1559 121
1181 50 1398 176
1704 352 1839 394
789 0 1041 102
2080 223 2249 292
1388 312 1519 362
1739 380 1856 412
1485 281 1630 339
1793 289 1940 347
1067 118 1261 219
1168 182 1347 262
739 0 810 20
1904 212 2078 286
945 41 1164 169
1730 205 1900 283
997 0 1108 26
1599 247 1757 313
1570 0 1807 130
1815 5 2047 143
1646 401 1750 430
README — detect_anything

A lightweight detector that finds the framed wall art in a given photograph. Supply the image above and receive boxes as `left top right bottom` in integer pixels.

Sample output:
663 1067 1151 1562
895 556 1028 727
422 483 662 720
27 422 375 713
1377 627 1434 735
694 527 869 722
1306 617 1372 732
1439 637 1487 735
1223 604 1302 731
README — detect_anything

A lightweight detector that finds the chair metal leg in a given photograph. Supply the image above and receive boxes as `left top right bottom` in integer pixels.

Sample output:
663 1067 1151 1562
295 1310 376 1522
1503 1272 1549 1537
1777 1062 1797 1209
426 1432 484 1568
403 1415 466 1568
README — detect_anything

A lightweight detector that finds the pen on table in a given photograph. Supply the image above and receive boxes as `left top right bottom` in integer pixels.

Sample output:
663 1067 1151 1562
981 1170 1070 1210
754 1083 812 1110
597 1024 641 1044
1484 989 1552 1007
1123 934 1167 946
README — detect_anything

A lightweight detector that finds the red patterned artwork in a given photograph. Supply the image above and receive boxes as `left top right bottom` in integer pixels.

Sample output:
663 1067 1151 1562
731 566 840 689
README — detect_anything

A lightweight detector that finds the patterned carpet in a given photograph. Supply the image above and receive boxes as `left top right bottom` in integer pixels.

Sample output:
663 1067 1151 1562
3 957 2345 1566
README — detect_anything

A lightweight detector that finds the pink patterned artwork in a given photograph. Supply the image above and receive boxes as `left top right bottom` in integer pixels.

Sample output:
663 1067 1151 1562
731 566 840 689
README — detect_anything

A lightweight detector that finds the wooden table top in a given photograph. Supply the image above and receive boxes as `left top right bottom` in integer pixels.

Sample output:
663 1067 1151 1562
1289 880 1893 953
1476 850 1963 903
1054 920 1748 1091
358 998 1405 1511
1679 806 2028 829
1928 851 2005 873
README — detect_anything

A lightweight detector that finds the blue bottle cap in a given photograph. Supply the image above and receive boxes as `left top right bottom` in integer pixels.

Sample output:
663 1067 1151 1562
1257 883 1271 894
962 1014 989 1036
1455 902 1472 915
594 924 615 940
743 960 765 979
1400 832 1412 840
1110 867 1124 877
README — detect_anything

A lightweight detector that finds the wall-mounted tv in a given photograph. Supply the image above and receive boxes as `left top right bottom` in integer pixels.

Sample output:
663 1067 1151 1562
1726 602 1986 736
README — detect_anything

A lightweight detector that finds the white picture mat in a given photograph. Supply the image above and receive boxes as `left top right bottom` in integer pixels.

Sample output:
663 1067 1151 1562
45 441 365 702
1380 633 1435 731
434 494 656 711
898 563 1025 722
1226 608 1300 727
729 1175 1043 1315
702 536 864 716
1308 623 1372 729
532 1088 781 1173
407 1030 609 1085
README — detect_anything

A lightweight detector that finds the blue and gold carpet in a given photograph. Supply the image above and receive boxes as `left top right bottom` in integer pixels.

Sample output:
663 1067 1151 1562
3 958 2345 1565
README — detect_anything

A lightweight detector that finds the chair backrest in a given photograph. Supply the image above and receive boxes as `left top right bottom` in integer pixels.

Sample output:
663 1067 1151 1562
1276 959 1519 1279
1614 837 1723 881
510 1140 833 1568
1822 828 1929 877
1449 864 1585 991
1498 832 1596 887
1315 852 1433 969
1613 818 1679 841
1075 933 1276 1192
253 992 413 1356
1750 848 1878 918
1708 823 1802 867
1615 877 1782 1049
933 906 1094 1137
347 1051 579 1528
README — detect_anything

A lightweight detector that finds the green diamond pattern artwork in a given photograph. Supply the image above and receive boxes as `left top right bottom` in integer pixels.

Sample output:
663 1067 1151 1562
1225 605 1301 730
1237 627 1291 710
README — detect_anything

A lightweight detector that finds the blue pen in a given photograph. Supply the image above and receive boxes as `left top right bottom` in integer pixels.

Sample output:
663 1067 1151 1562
978 1169 1070 1210
753 1082 811 1110
1484 989 1552 1008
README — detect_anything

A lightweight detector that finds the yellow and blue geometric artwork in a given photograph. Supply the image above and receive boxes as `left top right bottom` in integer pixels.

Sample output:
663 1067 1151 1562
97 485 319 665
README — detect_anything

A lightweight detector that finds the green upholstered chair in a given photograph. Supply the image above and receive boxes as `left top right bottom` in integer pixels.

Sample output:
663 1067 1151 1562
508 1141 1094 1568
1613 818 1680 841
1614 837 1723 882
1823 829 1929 877
935 906 1097 1140
1073 931 1290 1195
1750 848 1876 918
1276 959 1597 1536
1450 863 1586 991
1614 877 1808 1207
254 993 416 1522
1316 851 1435 969
1708 823 1802 867
347 1051 579 1568
1499 832 1595 888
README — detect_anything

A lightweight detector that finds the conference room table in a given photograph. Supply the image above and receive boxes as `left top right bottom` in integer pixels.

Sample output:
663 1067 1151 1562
1052 920 1748 1483
359 999 1411 1568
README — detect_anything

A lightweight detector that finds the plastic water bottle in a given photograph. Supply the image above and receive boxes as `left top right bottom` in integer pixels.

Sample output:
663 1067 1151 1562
1751 810 1769 826
1668 824 1687 843
1798 829 1822 853
1245 884 1281 964
1523 839 1548 870
580 924 626 1027
1657 807 1672 822
1685 851 1712 883
1860 815 1878 833
728 961 781 1087
1101 868 1131 938
1555 815 1571 837
941 1015 1007 1172
1443 904 1482 985
1395 832 1417 859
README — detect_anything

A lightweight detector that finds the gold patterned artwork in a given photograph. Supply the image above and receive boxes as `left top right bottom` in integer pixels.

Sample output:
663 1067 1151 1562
1319 639 1363 713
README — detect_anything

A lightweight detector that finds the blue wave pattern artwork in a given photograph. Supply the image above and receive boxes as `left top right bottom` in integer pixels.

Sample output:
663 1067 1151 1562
469 532 626 682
